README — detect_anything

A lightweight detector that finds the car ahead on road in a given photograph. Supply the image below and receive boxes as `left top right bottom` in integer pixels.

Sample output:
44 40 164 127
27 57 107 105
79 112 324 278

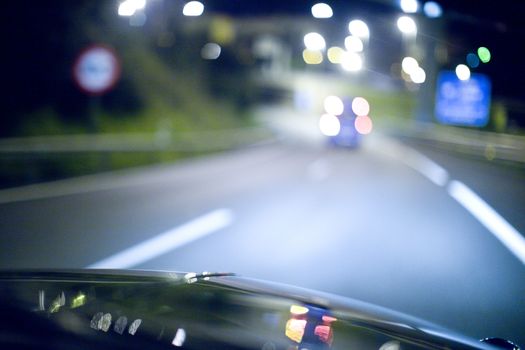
0 269 519 350
320 96 373 148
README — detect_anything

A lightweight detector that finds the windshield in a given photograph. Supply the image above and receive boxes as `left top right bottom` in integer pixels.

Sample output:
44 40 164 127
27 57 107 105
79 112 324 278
0 0 523 348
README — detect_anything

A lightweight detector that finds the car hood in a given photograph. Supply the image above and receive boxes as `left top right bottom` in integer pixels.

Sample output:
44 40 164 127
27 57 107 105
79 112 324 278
0 269 501 350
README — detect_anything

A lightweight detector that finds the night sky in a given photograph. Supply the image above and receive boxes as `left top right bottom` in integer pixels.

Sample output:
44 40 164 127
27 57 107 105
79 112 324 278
1 0 523 132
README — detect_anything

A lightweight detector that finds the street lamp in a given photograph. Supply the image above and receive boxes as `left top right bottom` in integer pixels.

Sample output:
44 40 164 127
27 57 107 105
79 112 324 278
304 32 326 51
401 56 418 74
341 51 362 72
410 67 426 83
455 64 470 81
344 36 363 52
423 2 442 18
183 1 204 16
400 0 419 14
397 16 417 35
311 3 333 19
348 20 369 39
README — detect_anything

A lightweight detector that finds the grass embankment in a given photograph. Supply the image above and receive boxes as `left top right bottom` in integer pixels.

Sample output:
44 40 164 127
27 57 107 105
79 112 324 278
3 35 252 189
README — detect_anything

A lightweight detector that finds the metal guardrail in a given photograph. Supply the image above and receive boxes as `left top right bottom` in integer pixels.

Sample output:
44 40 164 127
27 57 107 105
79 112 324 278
390 122 525 164
0 127 274 154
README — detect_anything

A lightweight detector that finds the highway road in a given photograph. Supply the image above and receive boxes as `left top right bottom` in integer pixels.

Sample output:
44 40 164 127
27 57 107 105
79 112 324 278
0 111 524 346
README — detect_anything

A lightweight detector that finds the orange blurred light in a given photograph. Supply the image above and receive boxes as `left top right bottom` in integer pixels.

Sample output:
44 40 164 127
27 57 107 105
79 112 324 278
351 97 370 116
355 115 373 135
285 319 307 343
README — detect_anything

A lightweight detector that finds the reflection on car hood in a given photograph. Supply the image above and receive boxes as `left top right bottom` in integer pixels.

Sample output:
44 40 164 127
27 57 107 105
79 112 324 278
0 269 497 350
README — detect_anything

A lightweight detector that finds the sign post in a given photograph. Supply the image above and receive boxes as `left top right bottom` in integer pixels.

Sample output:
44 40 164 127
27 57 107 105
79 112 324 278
73 45 121 130
434 71 491 127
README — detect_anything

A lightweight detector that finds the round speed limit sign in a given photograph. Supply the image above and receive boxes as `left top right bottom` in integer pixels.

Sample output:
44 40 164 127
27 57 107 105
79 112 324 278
73 45 121 95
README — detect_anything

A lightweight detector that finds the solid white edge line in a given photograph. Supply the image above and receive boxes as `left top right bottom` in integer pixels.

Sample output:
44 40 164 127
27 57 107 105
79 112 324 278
87 209 234 269
372 137 449 187
403 149 450 187
448 180 525 265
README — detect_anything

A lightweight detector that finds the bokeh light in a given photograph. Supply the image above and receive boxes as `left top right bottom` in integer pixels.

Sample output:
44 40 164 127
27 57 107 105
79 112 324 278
304 32 326 51
344 36 363 52
466 53 480 68
201 43 221 60
129 0 146 10
290 305 309 315
285 319 307 343
319 114 341 136
455 64 471 81
327 47 344 64
210 17 235 44
324 96 344 116
401 56 418 74
341 52 362 72
352 97 370 116
400 0 419 13
183 1 204 16
311 3 333 19
348 20 370 38
397 16 417 34
410 66 426 84
354 115 373 134
477 47 491 63
303 49 323 64
423 1 442 18
118 1 136 16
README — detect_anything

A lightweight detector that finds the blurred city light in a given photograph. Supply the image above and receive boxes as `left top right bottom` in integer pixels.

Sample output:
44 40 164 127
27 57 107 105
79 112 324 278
344 36 363 52
290 305 309 315
118 1 136 16
400 0 419 13
210 17 235 44
71 292 86 308
327 47 344 64
319 114 341 136
311 3 333 19
397 16 417 35
401 56 419 74
423 1 443 18
466 53 480 68
285 319 307 343
322 315 337 323
303 32 326 51
303 49 323 64
477 47 491 63
128 0 146 10
201 43 221 60
341 51 362 72
410 66 426 83
172 328 186 347
324 96 344 116
348 20 370 39
351 97 370 116
183 1 204 16
314 325 332 345
455 64 471 81
354 115 373 134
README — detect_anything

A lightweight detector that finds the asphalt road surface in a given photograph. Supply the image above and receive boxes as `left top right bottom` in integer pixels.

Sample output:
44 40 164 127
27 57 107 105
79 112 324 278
1 131 524 346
